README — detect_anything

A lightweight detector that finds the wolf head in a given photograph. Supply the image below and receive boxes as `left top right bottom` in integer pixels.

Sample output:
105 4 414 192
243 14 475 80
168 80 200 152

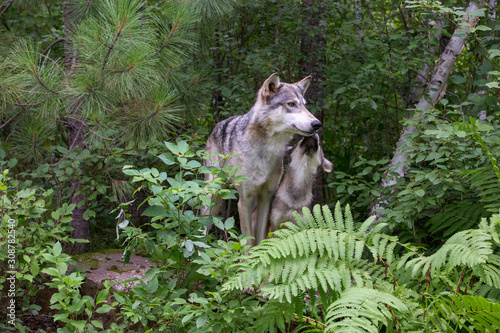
253 73 322 136
289 133 333 174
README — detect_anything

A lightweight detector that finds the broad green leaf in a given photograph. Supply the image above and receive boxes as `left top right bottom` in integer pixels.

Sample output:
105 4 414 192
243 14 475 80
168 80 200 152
165 142 179 155
177 141 189 155
53 242 62 257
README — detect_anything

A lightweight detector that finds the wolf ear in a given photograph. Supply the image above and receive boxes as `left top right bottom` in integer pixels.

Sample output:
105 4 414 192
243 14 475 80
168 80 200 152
322 158 333 173
260 73 281 103
295 76 312 94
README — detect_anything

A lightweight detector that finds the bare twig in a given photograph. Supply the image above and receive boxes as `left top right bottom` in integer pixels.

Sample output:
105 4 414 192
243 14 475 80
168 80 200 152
0 0 13 20
64 116 116 141
0 110 23 130
42 38 65 56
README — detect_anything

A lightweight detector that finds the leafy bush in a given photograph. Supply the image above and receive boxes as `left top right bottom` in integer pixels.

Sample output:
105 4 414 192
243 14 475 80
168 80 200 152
111 140 262 331
0 150 86 330
42 241 113 333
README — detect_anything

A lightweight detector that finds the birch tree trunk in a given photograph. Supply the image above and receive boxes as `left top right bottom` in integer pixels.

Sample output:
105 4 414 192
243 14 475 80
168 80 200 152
371 1 485 219
409 18 444 106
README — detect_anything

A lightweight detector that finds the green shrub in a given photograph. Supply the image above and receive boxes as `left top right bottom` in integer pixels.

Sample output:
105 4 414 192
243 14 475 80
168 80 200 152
0 150 86 330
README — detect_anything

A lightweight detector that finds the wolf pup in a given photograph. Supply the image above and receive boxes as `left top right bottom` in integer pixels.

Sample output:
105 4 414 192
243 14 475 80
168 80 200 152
204 73 321 245
269 133 333 233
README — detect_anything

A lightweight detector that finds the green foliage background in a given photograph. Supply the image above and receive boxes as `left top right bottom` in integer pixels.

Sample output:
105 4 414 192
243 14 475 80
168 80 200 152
0 0 500 332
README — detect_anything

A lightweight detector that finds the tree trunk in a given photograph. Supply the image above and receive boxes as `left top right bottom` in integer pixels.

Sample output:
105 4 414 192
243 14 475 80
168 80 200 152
300 0 327 206
409 17 444 106
371 1 485 219
63 0 91 252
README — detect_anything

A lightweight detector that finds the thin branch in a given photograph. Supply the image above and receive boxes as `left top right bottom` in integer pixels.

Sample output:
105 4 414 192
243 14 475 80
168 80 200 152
14 50 66 94
32 68 60 94
102 18 127 70
42 38 65 56
0 0 13 20
50 125 84 167
64 116 116 141
0 109 23 130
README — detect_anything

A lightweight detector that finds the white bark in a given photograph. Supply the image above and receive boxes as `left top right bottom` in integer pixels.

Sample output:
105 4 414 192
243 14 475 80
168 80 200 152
410 17 444 105
371 1 485 219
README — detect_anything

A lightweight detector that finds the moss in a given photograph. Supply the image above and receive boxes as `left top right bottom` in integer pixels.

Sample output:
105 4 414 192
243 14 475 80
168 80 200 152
107 265 131 273
73 249 123 270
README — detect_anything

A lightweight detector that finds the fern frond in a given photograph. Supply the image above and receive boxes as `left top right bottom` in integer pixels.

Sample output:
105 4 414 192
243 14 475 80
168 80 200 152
431 295 500 332
325 287 409 333
464 167 500 212
473 254 500 289
251 301 298 333
407 228 493 277
334 201 345 231
344 203 354 232
223 204 398 305
426 201 489 237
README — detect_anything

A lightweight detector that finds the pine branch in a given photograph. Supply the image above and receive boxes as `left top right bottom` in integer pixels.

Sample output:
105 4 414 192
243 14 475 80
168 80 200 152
101 20 126 70
153 19 180 57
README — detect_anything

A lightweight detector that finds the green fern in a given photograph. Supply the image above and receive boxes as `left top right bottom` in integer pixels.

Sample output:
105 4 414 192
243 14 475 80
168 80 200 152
463 167 500 213
406 228 493 277
223 203 406 301
223 203 415 331
223 204 500 332
325 287 409 333
426 201 490 237
407 213 500 293
430 294 500 332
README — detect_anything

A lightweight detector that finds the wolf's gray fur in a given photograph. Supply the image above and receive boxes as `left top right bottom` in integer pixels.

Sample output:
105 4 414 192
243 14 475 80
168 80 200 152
269 133 333 232
204 73 321 245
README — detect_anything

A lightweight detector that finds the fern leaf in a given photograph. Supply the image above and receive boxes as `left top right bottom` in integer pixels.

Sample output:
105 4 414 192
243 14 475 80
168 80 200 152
325 287 408 333
407 229 493 277
426 201 489 237
334 201 344 231
293 210 308 230
344 203 354 232
358 215 376 234
312 204 326 228
465 168 500 212
432 295 500 333
223 203 399 308
322 203 336 228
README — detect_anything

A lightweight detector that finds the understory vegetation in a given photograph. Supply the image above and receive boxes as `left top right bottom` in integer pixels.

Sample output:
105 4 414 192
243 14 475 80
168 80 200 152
1 0 500 332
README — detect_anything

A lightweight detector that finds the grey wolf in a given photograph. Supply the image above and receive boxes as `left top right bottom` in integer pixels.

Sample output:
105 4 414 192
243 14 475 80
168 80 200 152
269 133 333 232
204 73 321 245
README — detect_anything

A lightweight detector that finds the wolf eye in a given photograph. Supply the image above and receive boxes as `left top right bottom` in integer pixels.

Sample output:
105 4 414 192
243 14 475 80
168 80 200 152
287 102 296 107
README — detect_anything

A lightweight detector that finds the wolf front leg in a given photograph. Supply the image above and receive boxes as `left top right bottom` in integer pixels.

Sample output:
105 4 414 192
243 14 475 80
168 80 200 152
255 190 274 244
238 194 256 246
